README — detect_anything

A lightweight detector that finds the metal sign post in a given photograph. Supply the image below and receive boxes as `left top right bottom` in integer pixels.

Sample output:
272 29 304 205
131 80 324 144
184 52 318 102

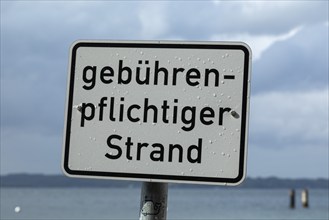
139 182 168 220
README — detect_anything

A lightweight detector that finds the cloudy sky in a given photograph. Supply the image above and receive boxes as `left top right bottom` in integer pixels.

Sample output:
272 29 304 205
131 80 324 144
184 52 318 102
1 1 328 179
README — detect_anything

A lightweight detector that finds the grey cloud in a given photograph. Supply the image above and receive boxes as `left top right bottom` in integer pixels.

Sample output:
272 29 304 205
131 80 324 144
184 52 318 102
1 70 66 136
2 1 327 45
162 1 328 39
1 1 142 49
252 23 328 94
249 89 328 149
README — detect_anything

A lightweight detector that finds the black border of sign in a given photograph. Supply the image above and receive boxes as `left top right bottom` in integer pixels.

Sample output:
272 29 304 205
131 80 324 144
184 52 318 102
63 41 250 185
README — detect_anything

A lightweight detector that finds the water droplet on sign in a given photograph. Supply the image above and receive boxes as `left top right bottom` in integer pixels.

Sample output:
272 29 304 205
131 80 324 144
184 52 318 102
15 206 21 213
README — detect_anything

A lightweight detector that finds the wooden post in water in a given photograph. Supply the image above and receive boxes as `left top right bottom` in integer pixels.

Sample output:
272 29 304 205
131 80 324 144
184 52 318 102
289 189 295 209
301 189 309 208
139 182 168 220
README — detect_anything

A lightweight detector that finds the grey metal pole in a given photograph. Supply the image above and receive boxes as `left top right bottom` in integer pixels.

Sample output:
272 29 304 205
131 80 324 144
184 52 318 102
139 182 168 220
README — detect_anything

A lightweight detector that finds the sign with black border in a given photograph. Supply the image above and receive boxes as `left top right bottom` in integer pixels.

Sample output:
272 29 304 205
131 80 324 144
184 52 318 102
62 40 251 185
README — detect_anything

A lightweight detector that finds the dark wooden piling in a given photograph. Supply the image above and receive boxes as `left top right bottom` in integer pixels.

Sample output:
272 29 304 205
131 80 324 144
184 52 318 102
289 189 295 209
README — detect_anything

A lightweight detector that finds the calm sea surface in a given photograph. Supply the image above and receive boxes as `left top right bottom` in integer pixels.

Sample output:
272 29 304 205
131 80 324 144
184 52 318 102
1 187 328 220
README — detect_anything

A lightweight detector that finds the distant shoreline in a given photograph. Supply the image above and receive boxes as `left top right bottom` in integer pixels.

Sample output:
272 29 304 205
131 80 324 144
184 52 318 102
1 174 328 189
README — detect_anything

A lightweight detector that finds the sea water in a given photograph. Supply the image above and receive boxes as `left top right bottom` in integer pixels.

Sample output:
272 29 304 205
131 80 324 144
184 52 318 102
1 187 328 219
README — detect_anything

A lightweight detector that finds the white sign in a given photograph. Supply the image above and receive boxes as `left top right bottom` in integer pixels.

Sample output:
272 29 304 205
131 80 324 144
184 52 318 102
62 40 251 185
